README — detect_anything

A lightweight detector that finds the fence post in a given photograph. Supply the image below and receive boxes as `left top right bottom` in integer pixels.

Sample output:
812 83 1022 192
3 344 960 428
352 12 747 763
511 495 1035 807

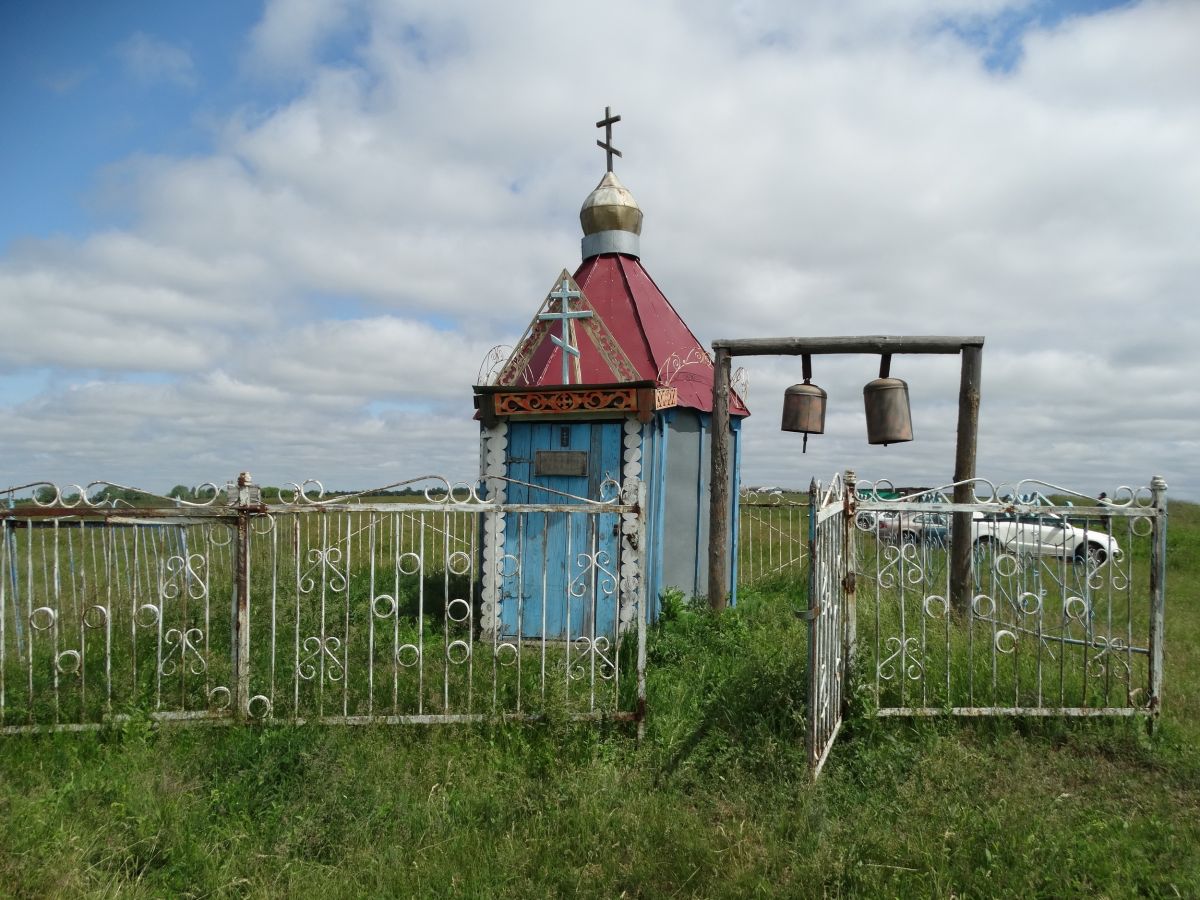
842 470 857 701
636 480 649 741
805 477 818 770
232 472 257 719
1149 474 1168 724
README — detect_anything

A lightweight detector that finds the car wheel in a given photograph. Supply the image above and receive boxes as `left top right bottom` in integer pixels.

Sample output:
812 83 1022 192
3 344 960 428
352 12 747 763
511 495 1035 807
1076 542 1107 567
901 531 918 545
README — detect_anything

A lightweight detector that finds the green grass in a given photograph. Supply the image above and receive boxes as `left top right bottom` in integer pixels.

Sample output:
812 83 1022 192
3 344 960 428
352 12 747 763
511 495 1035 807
1 505 1198 897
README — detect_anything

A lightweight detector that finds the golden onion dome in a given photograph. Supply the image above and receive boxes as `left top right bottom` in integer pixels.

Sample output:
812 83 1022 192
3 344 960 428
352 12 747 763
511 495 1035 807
579 171 643 236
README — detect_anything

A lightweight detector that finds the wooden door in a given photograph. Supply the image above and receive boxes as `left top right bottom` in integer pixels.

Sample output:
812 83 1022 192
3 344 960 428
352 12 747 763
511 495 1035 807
501 420 622 640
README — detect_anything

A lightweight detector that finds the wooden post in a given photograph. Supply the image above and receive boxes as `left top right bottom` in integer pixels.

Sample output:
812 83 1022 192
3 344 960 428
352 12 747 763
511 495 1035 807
950 344 983 613
708 347 732 610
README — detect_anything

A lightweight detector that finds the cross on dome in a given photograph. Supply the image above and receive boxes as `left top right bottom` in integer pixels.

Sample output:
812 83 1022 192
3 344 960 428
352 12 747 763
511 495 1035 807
595 106 622 173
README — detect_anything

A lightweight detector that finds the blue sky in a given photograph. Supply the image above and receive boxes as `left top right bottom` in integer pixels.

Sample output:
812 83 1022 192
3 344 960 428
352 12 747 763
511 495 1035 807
0 0 1196 497
1 3 254 245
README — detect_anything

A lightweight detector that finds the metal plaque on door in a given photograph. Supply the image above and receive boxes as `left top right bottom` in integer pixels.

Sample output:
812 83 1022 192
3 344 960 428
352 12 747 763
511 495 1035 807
535 450 588 477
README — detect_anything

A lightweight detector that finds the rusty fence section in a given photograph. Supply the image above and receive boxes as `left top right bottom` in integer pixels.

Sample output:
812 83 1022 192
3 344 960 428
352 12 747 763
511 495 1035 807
737 488 808 589
852 477 1167 719
0 475 647 734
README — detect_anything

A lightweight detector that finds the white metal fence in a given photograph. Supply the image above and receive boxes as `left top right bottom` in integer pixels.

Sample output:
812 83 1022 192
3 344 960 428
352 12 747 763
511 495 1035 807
854 477 1167 718
803 472 1168 778
737 488 807 588
0 475 647 734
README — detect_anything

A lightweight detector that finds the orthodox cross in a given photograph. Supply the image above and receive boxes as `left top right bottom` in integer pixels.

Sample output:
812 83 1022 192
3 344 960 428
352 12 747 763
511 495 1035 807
595 105 622 173
538 276 593 384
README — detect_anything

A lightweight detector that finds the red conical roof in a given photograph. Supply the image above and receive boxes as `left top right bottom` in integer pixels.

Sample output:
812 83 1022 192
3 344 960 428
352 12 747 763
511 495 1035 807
502 255 748 416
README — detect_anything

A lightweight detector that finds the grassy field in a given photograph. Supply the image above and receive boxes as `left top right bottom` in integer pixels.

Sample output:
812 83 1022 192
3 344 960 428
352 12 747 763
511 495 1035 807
0 503 1197 897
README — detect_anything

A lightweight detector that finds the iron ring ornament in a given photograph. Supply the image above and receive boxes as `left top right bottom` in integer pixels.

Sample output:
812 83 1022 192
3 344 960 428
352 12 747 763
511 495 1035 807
446 640 471 665
82 604 109 629
495 642 519 668
994 629 1018 654
922 594 949 619
396 551 422 576
251 514 276 535
135 603 161 629
372 593 397 619
247 695 273 719
446 551 472 576
1017 591 1043 616
1064 595 1091 625
446 598 472 625
207 522 234 547
496 553 520 579
396 644 421 668
29 606 57 632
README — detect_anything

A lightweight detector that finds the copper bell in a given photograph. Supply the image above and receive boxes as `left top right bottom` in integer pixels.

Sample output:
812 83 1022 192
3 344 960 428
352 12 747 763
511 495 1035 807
782 355 826 453
863 354 912 446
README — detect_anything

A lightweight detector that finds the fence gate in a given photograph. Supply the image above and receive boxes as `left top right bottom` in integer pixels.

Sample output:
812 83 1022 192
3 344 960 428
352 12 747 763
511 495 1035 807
0 475 647 734
805 473 854 777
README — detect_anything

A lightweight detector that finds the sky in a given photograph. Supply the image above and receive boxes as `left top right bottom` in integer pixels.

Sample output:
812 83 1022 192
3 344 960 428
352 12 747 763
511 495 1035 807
0 0 1196 500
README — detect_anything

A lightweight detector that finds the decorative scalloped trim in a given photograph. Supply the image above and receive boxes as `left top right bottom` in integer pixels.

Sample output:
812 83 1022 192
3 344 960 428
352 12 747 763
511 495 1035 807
480 421 509 638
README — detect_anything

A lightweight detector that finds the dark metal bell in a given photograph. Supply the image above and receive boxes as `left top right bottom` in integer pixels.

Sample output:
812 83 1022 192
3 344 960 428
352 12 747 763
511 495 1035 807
863 377 913 446
782 381 826 452
781 382 827 434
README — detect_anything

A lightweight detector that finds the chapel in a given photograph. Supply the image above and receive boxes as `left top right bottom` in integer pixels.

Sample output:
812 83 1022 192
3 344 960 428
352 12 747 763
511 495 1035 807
474 109 748 640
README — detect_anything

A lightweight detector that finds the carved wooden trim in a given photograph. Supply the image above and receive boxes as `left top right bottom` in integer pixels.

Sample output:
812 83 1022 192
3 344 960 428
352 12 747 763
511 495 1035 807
493 387 640 416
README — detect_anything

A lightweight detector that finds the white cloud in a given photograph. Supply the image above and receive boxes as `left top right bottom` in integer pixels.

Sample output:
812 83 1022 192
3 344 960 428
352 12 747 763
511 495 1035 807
245 0 358 78
117 32 197 88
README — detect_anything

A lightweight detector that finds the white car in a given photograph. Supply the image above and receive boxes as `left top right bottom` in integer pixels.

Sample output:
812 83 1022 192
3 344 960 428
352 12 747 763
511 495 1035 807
972 511 1120 565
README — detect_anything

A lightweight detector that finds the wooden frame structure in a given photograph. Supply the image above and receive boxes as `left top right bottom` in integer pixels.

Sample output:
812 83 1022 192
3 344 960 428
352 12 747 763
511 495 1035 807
707 335 984 611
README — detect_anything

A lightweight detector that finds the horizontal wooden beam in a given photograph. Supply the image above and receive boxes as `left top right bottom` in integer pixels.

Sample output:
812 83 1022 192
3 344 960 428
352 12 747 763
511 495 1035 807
711 335 985 357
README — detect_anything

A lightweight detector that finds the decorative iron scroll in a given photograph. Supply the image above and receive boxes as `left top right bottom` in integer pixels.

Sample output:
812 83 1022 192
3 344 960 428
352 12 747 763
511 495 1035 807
654 387 678 409
493 387 639 416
